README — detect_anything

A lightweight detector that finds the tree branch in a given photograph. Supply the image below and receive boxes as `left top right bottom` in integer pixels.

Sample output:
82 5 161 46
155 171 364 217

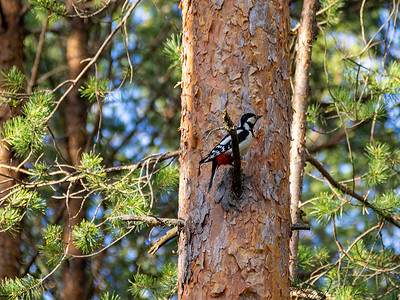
36 65 68 85
112 214 184 256
0 150 180 189
291 223 311 231
222 110 242 197
305 153 400 229
110 214 184 228
308 122 363 153
104 150 180 173
148 226 179 255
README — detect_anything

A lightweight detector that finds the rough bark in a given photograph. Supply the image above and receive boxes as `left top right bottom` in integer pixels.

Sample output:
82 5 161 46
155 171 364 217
289 0 318 281
61 2 89 299
0 0 24 280
178 0 291 298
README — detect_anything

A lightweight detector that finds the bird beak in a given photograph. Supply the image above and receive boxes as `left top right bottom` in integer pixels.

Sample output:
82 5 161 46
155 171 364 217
256 115 262 120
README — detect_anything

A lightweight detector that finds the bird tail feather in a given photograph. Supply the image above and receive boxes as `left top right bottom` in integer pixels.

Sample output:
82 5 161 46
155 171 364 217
199 157 207 164
208 161 218 192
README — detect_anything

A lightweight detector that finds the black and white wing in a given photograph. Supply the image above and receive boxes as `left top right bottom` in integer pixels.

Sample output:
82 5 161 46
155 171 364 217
199 129 249 164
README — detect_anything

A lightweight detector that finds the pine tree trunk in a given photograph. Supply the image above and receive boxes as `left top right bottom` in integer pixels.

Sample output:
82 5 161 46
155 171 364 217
0 0 24 280
178 0 291 298
61 2 89 299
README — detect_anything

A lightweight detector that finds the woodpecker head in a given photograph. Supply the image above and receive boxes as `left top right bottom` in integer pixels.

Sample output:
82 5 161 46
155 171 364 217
240 113 262 131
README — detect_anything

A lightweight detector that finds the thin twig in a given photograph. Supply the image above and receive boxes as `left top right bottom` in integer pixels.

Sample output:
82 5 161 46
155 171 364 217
27 11 51 93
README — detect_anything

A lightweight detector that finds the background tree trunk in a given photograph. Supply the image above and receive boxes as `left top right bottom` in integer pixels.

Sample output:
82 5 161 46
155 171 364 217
61 2 89 299
178 0 291 298
289 0 317 280
0 0 24 280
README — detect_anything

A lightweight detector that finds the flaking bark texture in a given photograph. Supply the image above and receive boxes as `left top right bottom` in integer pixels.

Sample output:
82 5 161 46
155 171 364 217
61 2 89 299
289 0 318 280
178 0 291 298
0 0 24 280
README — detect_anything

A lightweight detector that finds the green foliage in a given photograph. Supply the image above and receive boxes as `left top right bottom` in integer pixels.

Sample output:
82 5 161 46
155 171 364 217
129 262 177 300
28 0 67 22
7 188 45 215
329 86 380 121
80 151 105 175
78 151 106 188
349 239 395 267
297 244 315 272
163 33 182 73
38 224 64 266
79 76 109 102
307 102 326 126
298 243 329 272
322 262 371 299
2 90 54 157
365 142 394 186
357 98 383 120
79 0 107 9
0 275 43 300
105 164 178 233
153 165 179 198
372 192 400 215
29 161 51 181
318 0 344 27
99 291 121 300
369 61 400 95
8 0 400 298
310 192 343 224
106 187 148 229
0 66 26 94
0 188 45 231
0 0 181 298
332 285 367 300
72 219 103 254
0 207 21 232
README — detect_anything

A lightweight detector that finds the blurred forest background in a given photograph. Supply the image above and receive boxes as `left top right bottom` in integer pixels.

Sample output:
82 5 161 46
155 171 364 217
0 0 399 299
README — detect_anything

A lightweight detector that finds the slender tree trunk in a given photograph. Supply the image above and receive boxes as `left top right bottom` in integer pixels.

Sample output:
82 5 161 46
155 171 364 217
178 0 291 298
0 0 24 280
289 0 318 280
61 2 89 299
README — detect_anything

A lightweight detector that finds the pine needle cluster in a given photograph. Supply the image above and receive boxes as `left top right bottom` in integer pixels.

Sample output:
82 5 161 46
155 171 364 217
2 90 54 157
129 262 178 300
163 33 182 73
0 275 43 300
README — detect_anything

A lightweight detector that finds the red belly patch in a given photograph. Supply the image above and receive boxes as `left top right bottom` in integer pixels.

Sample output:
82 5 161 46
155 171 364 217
216 153 234 166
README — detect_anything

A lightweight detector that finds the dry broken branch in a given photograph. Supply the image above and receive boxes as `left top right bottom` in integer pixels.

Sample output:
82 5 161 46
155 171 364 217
148 226 179 255
111 214 183 228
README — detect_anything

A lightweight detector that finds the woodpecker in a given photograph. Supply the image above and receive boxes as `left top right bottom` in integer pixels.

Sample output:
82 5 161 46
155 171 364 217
199 113 262 191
